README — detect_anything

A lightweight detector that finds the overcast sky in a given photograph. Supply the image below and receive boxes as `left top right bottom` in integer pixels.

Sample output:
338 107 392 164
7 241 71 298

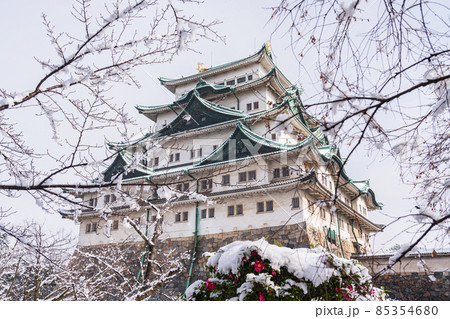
0 0 441 253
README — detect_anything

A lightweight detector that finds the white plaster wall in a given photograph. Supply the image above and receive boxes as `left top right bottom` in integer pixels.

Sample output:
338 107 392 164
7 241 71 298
173 63 261 98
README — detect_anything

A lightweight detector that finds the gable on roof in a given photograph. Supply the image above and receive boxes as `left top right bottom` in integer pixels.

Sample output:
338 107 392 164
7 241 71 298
154 91 245 137
103 151 152 182
198 122 298 166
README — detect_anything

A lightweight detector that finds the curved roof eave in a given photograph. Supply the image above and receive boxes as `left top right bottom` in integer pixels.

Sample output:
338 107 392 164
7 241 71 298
158 43 271 91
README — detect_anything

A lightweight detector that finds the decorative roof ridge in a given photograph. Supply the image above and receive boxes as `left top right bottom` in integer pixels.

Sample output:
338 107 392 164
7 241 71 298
196 121 312 167
136 79 231 114
158 43 272 89
107 132 152 149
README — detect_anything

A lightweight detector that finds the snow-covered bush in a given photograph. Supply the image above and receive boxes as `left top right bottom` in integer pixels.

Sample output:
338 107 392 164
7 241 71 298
184 239 387 301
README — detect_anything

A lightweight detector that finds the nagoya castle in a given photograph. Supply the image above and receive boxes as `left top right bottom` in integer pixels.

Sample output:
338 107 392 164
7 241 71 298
62 44 382 293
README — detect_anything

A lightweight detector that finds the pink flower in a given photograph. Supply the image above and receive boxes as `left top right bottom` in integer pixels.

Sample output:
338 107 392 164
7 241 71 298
254 260 265 272
271 270 277 276
251 250 258 257
205 280 216 290
259 292 265 301
229 274 233 279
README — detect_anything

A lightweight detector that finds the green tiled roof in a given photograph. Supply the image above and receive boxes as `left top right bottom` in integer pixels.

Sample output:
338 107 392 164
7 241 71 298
198 121 300 166
154 91 245 137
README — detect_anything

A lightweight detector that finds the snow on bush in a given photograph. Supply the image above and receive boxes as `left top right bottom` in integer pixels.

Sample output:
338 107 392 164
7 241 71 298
184 239 387 301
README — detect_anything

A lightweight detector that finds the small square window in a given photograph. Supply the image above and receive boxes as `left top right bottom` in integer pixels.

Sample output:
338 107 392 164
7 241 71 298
111 194 116 202
273 168 280 179
175 212 181 222
282 166 290 177
201 209 207 219
238 172 247 182
248 170 256 181
208 208 215 218
266 201 273 211
246 103 252 111
271 133 277 141
183 183 189 192
112 220 119 230
257 202 264 213
175 153 180 161
226 80 235 86
227 205 235 216
92 223 97 232
222 175 230 185
182 211 188 221
85 224 91 233
247 75 253 81
236 204 243 215
201 180 208 190
176 184 182 191
253 101 259 110
292 197 300 209
213 145 218 151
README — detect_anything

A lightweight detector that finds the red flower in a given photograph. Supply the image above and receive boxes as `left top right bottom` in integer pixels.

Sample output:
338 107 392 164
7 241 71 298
259 292 265 301
271 270 277 276
205 280 216 290
254 260 265 272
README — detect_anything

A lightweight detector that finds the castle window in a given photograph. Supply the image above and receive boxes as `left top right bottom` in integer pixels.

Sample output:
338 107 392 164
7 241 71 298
330 212 336 225
213 145 218 151
222 174 230 185
253 101 259 110
238 172 247 182
175 153 180 161
176 184 182 191
247 75 253 81
248 170 256 181
237 76 246 83
104 195 110 204
273 168 280 179
154 157 159 166
182 211 189 221
201 209 207 219
92 223 97 232
175 212 181 222
257 202 264 213
320 208 326 219
200 179 212 191
292 197 300 209
88 198 97 208
183 183 189 192
265 201 273 211
246 103 252 111
282 166 290 177
141 158 148 166
169 154 174 162
228 204 243 216
198 148 203 157
85 224 91 233
190 150 195 159
112 220 119 230
208 208 215 218
226 80 235 86
271 133 277 141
